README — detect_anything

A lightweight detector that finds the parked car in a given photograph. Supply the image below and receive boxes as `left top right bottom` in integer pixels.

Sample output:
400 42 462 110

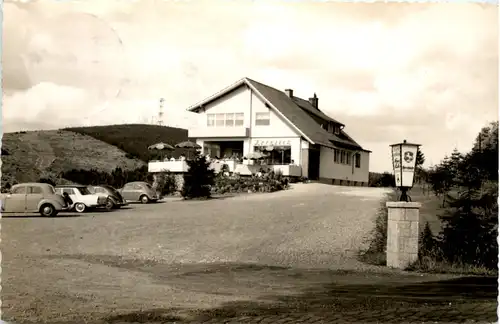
118 181 159 204
88 185 128 209
0 182 69 217
55 185 108 213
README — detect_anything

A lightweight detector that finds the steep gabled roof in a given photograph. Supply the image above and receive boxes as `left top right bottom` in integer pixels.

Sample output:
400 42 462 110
187 77 369 152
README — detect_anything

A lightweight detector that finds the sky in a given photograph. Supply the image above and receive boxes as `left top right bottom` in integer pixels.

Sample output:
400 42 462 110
3 0 498 172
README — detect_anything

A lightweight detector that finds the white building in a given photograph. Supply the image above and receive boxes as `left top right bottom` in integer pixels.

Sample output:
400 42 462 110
184 77 371 186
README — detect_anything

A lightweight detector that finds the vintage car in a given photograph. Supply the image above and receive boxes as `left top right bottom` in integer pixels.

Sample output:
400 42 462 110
0 182 69 217
55 185 108 213
88 185 128 209
118 181 159 204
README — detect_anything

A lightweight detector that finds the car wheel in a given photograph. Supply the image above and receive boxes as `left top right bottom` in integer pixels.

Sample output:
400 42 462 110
105 199 115 211
140 195 150 204
40 204 57 217
74 203 86 213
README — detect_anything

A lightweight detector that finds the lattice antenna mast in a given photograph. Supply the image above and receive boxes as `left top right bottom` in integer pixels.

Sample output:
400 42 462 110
158 98 165 126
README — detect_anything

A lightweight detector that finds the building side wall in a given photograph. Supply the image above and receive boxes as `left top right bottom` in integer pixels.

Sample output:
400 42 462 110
318 147 369 185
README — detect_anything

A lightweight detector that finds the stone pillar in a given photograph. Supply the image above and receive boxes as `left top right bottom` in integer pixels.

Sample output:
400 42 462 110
386 202 422 269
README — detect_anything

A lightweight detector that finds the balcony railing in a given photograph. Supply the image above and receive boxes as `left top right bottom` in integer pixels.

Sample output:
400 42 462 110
188 126 249 138
149 159 302 177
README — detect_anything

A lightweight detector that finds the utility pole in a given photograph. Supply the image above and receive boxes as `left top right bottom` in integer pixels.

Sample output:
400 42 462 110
158 98 165 126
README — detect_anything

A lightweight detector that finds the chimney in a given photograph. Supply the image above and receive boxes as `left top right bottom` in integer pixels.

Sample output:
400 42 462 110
309 93 318 109
285 89 293 98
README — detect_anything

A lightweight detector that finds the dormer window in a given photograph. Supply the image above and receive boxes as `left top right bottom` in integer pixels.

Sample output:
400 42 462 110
334 126 340 135
327 123 333 133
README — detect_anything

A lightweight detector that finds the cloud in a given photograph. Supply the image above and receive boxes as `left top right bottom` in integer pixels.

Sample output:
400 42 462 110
3 1 497 172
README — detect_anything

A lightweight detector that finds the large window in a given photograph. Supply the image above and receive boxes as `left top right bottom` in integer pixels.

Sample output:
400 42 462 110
254 146 291 165
207 113 244 127
255 112 270 126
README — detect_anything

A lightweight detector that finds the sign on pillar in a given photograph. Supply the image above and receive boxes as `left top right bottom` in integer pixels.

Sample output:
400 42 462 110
387 140 422 269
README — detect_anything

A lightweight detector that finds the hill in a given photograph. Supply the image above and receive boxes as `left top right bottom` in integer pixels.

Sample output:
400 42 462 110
1 130 145 186
65 124 190 162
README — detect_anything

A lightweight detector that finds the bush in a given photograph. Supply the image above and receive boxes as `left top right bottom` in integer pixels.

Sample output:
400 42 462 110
213 169 289 195
61 166 149 188
358 191 396 265
39 177 57 187
154 172 177 196
368 172 395 187
181 154 215 199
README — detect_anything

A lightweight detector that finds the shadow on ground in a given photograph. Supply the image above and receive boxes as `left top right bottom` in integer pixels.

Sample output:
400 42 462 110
49 255 497 323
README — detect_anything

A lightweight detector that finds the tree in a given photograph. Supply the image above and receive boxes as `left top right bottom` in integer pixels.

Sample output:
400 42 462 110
415 148 426 184
181 153 215 199
428 163 454 207
419 221 436 259
435 121 499 269
39 177 56 187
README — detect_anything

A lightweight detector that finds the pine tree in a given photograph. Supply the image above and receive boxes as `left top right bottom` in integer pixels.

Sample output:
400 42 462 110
181 153 215 199
437 122 499 269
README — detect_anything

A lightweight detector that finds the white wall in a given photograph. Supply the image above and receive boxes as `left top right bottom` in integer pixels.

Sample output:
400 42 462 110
319 147 370 183
193 87 298 138
249 92 297 138
195 86 251 127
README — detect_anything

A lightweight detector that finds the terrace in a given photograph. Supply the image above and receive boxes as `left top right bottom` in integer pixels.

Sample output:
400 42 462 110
148 157 302 177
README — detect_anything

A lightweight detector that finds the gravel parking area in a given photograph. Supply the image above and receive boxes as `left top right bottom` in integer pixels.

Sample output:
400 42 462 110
2 183 496 323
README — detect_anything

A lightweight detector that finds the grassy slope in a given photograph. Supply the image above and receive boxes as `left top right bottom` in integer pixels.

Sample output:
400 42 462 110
65 124 189 162
1 130 145 186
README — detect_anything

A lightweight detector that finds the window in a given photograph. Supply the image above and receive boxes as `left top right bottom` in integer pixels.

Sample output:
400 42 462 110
62 188 75 195
225 113 235 127
255 112 270 126
235 113 244 126
11 186 27 194
346 152 351 165
333 149 340 163
328 123 333 133
207 114 215 127
322 124 328 131
334 126 340 135
28 186 43 194
355 153 361 168
77 187 91 195
215 113 225 127
340 151 346 164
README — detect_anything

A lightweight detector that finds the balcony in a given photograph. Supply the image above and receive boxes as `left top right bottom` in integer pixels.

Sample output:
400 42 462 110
149 159 302 177
148 160 189 173
148 160 238 173
188 126 249 138
234 164 302 177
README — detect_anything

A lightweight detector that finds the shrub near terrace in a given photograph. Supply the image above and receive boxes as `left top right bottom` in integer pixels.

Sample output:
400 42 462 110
213 166 290 194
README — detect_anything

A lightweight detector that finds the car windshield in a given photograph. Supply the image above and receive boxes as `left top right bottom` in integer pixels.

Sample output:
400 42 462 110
48 185 56 194
77 187 91 195
145 183 153 190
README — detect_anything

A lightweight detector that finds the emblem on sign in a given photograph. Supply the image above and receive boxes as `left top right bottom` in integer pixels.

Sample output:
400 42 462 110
404 151 414 163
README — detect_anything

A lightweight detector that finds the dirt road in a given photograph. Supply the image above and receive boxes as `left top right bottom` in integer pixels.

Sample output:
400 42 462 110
2 184 496 323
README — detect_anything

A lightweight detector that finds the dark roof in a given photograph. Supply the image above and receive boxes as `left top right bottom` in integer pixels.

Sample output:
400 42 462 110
188 77 369 152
